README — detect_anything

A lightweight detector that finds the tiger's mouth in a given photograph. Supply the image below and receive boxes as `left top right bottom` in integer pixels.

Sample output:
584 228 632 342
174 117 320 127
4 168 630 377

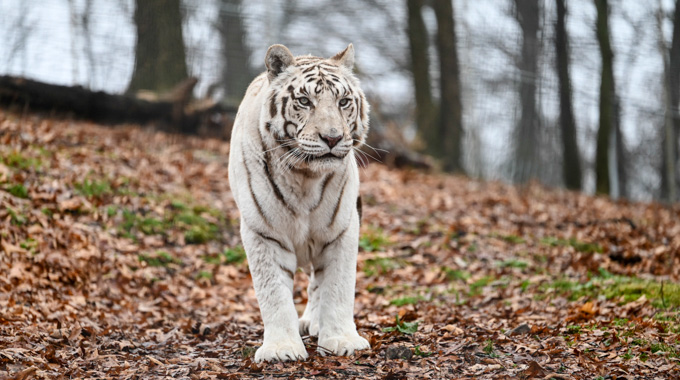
307 152 344 161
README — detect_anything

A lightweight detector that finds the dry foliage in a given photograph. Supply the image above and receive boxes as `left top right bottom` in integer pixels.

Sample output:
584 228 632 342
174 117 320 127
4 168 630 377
0 110 679 379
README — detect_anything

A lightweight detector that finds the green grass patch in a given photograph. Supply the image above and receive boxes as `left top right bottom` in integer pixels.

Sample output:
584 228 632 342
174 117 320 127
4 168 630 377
20 238 38 254
3 151 41 170
74 178 112 199
483 339 500 358
493 233 525 244
390 296 423 306
541 237 602 254
359 225 390 252
6 207 26 225
496 259 529 269
414 345 433 358
117 205 220 244
469 275 495 296
7 183 29 199
173 210 218 244
138 251 182 267
363 256 403 277
382 315 419 335
196 270 213 280
202 246 246 265
542 272 680 308
442 267 470 282
651 342 680 358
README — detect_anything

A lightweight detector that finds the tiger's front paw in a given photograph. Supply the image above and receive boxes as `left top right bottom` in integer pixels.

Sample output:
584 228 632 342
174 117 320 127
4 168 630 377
299 317 319 337
318 333 370 356
255 337 308 363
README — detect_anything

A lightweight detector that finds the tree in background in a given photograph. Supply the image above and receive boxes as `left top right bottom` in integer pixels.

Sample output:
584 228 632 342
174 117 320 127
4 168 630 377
660 0 680 202
407 0 464 173
407 0 437 157
433 0 464 173
595 0 625 197
512 0 540 183
555 0 582 190
127 0 189 94
218 0 253 104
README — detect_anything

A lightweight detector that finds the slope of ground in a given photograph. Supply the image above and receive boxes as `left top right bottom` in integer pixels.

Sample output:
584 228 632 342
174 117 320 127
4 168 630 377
0 110 679 379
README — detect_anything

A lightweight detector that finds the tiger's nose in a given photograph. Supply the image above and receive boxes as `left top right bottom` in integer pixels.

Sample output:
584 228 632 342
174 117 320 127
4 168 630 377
320 133 342 149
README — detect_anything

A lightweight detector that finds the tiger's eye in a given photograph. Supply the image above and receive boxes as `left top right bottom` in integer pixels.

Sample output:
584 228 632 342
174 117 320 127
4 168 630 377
298 97 310 106
339 98 351 107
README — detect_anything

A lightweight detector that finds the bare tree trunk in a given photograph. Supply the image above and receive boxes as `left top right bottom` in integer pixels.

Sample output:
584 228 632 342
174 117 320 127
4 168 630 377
218 0 253 104
661 0 680 202
433 0 464 173
594 0 617 196
82 0 96 88
555 0 582 190
513 0 540 183
407 0 437 156
127 0 189 95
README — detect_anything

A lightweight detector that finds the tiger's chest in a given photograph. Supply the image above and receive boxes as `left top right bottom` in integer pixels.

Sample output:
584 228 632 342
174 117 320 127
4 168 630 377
262 164 358 264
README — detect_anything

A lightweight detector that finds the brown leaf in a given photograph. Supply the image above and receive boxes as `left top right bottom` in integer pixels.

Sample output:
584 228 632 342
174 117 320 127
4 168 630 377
524 360 548 378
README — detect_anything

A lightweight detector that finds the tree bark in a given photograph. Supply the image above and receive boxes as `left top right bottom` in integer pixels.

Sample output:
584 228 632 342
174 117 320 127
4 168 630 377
218 0 253 104
661 0 680 202
127 0 189 95
407 0 438 156
513 0 540 183
433 0 464 173
594 0 615 196
555 0 582 190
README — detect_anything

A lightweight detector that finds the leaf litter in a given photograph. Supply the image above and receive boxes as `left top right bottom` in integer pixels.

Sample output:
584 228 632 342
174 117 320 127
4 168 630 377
0 109 679 379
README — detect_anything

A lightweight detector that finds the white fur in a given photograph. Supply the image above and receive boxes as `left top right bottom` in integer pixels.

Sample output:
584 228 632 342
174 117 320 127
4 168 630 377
228 44 370 363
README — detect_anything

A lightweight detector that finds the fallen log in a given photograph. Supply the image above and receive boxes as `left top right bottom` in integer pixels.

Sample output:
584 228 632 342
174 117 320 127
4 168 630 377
0 75 235 136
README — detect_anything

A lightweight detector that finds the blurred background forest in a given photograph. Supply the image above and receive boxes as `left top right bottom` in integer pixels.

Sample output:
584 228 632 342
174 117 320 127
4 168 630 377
0 0 679 203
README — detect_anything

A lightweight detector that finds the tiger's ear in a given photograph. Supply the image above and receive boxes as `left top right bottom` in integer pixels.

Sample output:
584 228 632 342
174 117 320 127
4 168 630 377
265 44 295 80
331 43 354 70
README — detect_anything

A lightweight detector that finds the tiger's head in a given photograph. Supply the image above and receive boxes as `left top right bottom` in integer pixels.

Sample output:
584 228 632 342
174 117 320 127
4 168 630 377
260 44 370 173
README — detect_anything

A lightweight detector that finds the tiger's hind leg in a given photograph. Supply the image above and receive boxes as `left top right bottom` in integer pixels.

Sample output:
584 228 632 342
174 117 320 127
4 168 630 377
299 268 321 336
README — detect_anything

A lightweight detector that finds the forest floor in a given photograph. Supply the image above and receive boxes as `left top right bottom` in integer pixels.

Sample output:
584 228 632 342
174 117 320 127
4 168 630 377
0 109 679 379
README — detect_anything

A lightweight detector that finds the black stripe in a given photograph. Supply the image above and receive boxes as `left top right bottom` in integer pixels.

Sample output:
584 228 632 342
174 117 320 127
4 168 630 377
321 225 349 254
302 65 316 73
280 265 294 280
314 265 324 276
281 96 288 119
263 151 296 216
289 165 322 178
269 95 277 118
256 230 292 252
284 121 297 139
242 142 272 228
311 173 335 212
356 195 362 225
328 176 348 227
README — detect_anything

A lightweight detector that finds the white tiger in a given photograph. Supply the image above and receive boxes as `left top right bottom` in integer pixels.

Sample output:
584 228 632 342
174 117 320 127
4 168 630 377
228 44 370 362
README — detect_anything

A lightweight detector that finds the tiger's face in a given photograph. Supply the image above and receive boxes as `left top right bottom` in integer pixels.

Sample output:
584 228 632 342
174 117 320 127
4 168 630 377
261 44 369 173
